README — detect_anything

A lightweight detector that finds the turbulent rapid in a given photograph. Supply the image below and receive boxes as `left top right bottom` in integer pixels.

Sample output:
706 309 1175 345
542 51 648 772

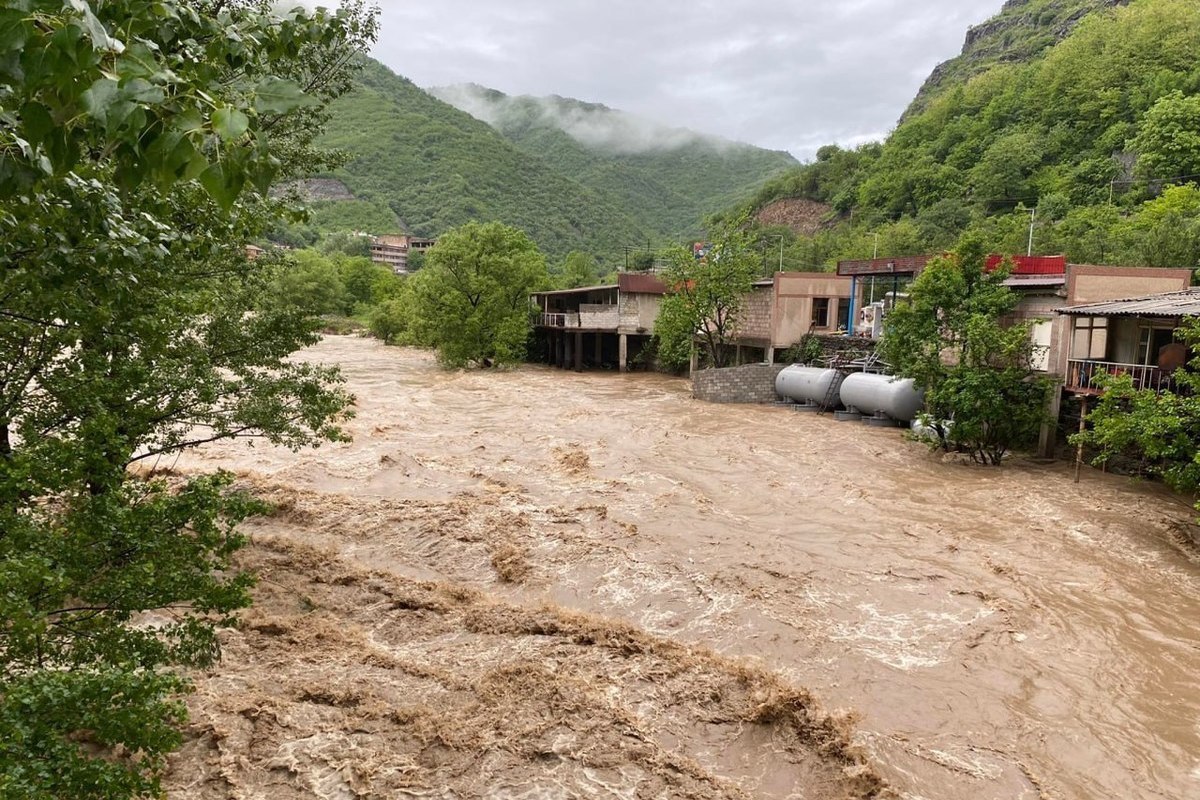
165 336 1200 800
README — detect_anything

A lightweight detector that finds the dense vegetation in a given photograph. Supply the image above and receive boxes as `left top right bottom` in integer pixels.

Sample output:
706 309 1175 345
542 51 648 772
429 86 797 241
733 0 1200 273
880 239 1053 465
654 219 760 370
904 0 1132 119
358 222 550 367
0 1 372 794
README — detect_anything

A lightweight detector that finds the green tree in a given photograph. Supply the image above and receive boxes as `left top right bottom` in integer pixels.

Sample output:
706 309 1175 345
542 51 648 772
879 236 1051 464
654 219 759 370
271 250 351 315
0 1 375 796
1119 183 1200 268
369 287 416 345
408 222 548 367
1130 91 1200 181
319 231 372 258
558 251 599 289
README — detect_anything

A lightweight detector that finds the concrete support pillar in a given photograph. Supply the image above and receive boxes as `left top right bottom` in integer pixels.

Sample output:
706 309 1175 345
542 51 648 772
619 334 628 373
765 345 775 366
555 332 563 368
563 333 573 370
689 344 699 377
735 344 744 366
1037 386 1063 459
593 333 602 365
573 331 583 372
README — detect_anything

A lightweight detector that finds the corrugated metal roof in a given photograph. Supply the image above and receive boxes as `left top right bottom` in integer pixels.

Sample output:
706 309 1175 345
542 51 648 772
837 255 931 277
987 254 1067 275
1057 288 1200 317
617 272 668 295
530 284 618 298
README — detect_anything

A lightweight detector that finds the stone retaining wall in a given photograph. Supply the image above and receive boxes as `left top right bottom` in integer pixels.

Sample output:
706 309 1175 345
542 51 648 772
692 363 786 404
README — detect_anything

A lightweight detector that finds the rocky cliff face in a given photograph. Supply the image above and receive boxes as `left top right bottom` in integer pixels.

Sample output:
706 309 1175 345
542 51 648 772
904 0 1133 120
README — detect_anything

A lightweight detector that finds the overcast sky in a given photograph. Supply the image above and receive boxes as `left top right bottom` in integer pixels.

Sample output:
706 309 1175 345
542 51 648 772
365 1 1004 161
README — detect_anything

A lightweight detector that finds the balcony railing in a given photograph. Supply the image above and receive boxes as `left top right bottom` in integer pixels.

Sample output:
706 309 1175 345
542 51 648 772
1066 359 1168 393
539 312 579 328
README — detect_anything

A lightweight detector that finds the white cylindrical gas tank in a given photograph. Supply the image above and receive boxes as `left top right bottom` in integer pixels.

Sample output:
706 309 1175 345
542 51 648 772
840 373 924 421
775 367 844 408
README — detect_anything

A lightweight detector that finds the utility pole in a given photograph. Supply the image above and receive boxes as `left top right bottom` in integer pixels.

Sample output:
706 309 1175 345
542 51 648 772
1027 207 1037 257
873 232 879 260
770 235 784 274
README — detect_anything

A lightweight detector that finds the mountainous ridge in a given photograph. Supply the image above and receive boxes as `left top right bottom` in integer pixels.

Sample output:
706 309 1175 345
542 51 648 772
300 60 795 264
905 0 1134 119
310 59 651 264
736 0 1200 273
429 84 797 241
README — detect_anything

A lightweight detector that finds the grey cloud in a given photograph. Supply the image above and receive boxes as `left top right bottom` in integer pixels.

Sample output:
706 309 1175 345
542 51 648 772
429 84 736 155
367 0 1003 160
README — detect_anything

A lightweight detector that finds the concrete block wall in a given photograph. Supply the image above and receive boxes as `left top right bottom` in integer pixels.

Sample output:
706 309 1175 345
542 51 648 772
739 288 773 339
693 363 787 404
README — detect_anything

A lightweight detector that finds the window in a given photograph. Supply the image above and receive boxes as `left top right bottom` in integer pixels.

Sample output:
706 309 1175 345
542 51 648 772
836 300 851 332
812 297 830 328
1070 316 1107 360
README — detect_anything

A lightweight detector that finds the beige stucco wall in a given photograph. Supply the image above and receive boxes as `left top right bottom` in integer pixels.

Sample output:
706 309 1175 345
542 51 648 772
1067 266 1192 305
770 272 853 346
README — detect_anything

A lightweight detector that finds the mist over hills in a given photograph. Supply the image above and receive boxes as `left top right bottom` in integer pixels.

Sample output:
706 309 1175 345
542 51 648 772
428 84 797 242
300 59 795 264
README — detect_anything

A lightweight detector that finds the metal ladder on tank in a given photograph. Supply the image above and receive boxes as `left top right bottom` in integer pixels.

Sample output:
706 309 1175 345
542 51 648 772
816 349 886 414
816 353 850 415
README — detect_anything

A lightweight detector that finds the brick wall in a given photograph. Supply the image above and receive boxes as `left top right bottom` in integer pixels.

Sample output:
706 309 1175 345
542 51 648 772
692 363 787 404
738 287 773 339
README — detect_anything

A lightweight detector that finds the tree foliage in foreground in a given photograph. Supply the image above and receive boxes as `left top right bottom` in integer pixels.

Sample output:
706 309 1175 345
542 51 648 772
655 219 759 371
1076 319 1200 505
406 221 548 367
0 1 375 796
880 236 1052 465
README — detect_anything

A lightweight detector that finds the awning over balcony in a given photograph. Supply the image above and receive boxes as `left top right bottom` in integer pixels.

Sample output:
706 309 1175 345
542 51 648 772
1057 288 1200 318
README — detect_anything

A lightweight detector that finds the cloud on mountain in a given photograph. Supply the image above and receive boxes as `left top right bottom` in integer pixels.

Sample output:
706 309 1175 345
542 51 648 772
366 0 1002 160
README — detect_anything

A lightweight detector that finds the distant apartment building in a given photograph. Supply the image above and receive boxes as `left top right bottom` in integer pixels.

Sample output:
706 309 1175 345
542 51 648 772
370 234 437 273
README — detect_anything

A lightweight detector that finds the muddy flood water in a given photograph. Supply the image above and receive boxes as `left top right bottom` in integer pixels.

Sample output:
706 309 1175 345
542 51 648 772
165 336 1200 800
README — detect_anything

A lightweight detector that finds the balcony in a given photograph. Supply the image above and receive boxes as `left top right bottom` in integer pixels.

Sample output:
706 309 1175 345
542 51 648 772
539 312 579 328
1066 359 1169 394
538 305 621 330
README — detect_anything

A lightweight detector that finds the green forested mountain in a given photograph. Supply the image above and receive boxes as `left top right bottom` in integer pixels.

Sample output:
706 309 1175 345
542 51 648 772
740 0 1200 273
905 0 1132 118
428 85 797 240
302 59 793 265
310 59 652 264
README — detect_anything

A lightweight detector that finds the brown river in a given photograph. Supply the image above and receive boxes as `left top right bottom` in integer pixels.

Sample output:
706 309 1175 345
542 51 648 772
166 336 1200 800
